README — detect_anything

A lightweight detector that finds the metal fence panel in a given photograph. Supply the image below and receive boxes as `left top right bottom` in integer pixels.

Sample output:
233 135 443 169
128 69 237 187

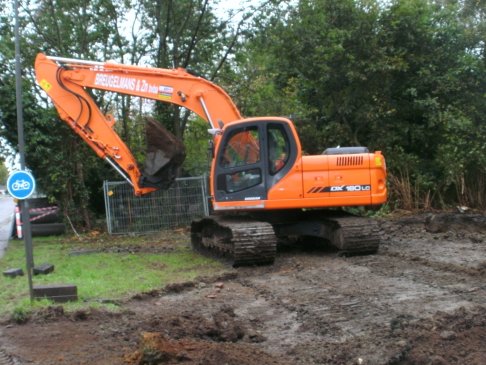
103 176 209 235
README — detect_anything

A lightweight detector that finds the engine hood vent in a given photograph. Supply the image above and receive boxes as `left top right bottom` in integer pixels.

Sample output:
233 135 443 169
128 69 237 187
336 156 364 166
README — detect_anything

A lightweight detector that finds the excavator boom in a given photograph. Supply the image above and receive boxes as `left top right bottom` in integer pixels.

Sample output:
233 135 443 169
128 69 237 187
34 53 241 194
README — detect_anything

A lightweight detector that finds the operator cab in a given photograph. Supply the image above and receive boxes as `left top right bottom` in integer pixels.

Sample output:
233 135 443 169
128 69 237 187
214 119 298 202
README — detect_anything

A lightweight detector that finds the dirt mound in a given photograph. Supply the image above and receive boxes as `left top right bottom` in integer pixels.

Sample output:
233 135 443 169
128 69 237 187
142 305 260 343
391 306 486 365
380 212 486 245
124 332 285 365
425 212 486 234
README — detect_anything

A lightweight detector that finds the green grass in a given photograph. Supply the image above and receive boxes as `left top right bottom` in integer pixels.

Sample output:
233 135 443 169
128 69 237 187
0 232 227 320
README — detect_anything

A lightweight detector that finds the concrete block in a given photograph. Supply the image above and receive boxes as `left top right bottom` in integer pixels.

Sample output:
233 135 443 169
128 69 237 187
33 263 55 275
33 284 78 303
3 268 24 278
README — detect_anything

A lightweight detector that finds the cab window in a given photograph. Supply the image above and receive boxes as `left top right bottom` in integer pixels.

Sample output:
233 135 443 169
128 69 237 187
268 124 290 175
222 168 262 193
220 127 260 168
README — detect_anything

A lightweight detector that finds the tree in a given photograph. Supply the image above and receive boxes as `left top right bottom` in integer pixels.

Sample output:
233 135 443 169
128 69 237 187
0 159 8 186
2 0 483 218
235 0 486 208
0 0 275 225
375 0 486 207
138 0 279 139
0 0 134 227
234 0 389 152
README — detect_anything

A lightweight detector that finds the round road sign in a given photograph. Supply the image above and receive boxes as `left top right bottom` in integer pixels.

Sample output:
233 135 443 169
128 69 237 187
7 170 36 200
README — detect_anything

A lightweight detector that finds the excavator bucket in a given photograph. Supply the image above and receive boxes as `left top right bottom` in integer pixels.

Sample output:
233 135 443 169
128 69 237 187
139 118 186 189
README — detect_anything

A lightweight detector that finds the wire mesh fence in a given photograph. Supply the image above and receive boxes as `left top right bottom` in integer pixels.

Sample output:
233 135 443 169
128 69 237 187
103 176 209 235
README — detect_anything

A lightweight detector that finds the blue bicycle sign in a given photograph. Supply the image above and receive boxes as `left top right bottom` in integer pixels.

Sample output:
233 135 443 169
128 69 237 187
7 170 36 200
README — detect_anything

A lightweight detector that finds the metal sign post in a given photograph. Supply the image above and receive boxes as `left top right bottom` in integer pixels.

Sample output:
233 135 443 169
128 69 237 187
13 0 35 302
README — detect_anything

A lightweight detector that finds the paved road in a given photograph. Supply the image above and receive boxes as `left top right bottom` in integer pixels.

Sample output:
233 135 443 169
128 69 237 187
0 196 15 259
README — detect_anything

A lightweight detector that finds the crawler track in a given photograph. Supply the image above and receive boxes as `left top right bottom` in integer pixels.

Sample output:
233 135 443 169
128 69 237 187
191 212 379 266
191 216 277 266
325 215 380 255
272 211 381 256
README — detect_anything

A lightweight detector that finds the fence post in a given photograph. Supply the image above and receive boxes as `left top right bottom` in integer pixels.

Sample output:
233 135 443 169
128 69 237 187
201 175 209 217
103 181 112 234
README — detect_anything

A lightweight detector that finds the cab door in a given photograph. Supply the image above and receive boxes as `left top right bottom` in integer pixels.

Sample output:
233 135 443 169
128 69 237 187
214 123 266 202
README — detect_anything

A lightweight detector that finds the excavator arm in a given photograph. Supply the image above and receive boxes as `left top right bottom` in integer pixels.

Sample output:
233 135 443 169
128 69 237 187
34 53 242 195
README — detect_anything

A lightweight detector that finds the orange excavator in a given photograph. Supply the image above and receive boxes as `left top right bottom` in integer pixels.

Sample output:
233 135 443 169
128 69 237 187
34 53 387 265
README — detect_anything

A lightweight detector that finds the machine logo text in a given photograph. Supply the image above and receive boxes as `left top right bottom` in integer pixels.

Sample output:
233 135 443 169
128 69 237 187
307 185 371 194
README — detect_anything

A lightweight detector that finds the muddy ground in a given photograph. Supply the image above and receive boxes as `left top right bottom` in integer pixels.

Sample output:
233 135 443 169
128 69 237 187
0 212 485 365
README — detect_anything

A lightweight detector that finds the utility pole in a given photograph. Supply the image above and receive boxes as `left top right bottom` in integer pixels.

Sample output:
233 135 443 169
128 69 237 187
14 0 35 301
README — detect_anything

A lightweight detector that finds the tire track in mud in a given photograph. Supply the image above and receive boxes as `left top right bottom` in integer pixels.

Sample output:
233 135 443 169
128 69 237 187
378 218 486 300
231 276 311 356
235 228 486 365
1 214 485 365
236 258 411 364
374 234 486 310
0 348 15 365
244 260 397 330
381 245 486 277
